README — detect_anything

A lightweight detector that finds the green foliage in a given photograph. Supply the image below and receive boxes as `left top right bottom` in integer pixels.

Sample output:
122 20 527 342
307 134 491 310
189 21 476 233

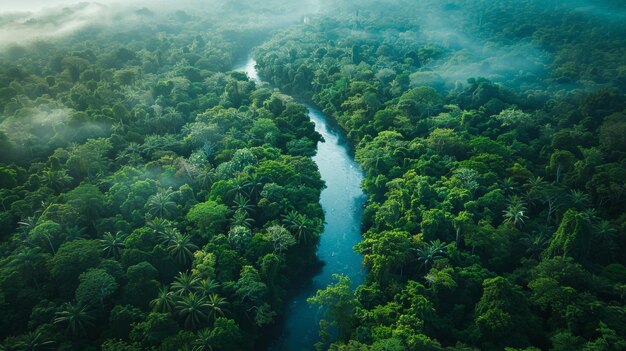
50 240 102 296
253 1 626 349
544 209 592 262
186 200 229 238
1 0 625 349
308 274 359 344
54 301 95 336
75 268 118 306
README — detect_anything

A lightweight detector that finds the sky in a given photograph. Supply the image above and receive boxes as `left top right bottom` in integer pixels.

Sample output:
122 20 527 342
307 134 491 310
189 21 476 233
0 0 126 12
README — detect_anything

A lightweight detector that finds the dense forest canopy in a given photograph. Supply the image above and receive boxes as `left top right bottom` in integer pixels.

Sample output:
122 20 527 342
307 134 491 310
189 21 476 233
0 0 625 350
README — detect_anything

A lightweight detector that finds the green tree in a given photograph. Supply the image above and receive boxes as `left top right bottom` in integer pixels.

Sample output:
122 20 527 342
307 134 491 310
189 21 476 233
308 274 358 343
146 188 178 219
474 277 534 350
176 293 210 330
168 232 198 265
64 183 108 229
417 240 447 274
502 196 528 227
150 287 177 313
206 294 228 323
54 301 95 336
50 240 101 295
171 272 201 296
355 230 412 282
193 328 215 351
40 168 73 192
205 318 242 351
8 247 46 288
282 210 322 243
544 209 592 262
66 138 112 179
75 268 118 307
266 224 296 253
109 304 145 340
233 266 267 304
186 200 229 237
13 331 55 351
100 231 126 259
130 312 178 348
28 220 62 254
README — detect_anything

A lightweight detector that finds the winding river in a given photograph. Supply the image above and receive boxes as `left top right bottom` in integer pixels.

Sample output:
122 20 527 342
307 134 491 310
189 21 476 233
236 57 367 350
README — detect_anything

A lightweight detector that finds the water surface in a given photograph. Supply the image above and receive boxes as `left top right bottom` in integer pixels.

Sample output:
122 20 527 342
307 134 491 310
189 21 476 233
236 58 366 350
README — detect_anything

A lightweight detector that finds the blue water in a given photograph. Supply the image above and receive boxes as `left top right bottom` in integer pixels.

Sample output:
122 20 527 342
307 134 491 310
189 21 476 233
236 58 366 350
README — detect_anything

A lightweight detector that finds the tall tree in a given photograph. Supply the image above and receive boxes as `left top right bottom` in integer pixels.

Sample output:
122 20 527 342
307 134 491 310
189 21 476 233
54 301 95 336
176 293 210 330
168 233 199 265
544 209 592 262
146 188 178 219
308 274 358 344
100 231 126 259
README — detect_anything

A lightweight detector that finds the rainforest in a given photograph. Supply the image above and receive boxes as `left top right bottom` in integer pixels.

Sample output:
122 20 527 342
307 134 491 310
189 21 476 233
0 1 625 350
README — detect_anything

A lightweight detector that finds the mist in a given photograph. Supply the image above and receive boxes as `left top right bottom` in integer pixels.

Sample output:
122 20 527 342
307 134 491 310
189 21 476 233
0 0 329 48
401 1 550 89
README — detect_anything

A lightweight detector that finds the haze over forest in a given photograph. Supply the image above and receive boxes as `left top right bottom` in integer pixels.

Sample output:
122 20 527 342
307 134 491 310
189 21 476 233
0 1 624 350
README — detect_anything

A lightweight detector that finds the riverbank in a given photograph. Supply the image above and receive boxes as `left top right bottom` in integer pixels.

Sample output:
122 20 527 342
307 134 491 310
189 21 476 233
236 57 367 350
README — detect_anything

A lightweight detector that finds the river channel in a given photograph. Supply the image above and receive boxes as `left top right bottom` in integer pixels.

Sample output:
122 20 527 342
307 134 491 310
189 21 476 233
236 57 366 351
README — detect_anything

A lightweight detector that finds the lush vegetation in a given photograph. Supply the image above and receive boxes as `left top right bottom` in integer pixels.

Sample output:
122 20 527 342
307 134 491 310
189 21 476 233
0 3 327 350
1 1 625 350
254 0 626 350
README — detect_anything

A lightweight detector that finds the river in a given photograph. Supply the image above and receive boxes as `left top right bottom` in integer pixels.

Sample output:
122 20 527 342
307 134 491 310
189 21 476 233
236 57 367 350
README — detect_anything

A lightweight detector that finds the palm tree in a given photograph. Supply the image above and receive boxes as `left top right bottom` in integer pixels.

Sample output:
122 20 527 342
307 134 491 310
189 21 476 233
568 189 591 209
197 166 215 190
503 195 528 227
171 272 201 296
176 158 201 183
115 143 143 166
176 293 210 330
64 225 86 241
525 176 548 192
167 232 198 265
9 247 45 288
150 287 177 313
582 208 599 222
520 231 549 259
197 279 220 297
206 293 228 322
282 210 306 239
593 220 617 245
17 216 37 241
500 177 517 196
525 176 549 204
14 331 55 351
246 173 263 199
100 231 125 259
41 169 73 192
159 226 180 246
147 217 173 236
229 176 252 197
282 210 322 243
231 209 254 228
147 188 178 218
54 301 95 336
232 194 253 214
193 329 214 351
417 240 447 274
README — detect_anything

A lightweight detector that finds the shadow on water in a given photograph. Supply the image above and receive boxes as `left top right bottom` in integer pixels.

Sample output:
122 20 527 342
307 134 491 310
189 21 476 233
235 57 367 351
